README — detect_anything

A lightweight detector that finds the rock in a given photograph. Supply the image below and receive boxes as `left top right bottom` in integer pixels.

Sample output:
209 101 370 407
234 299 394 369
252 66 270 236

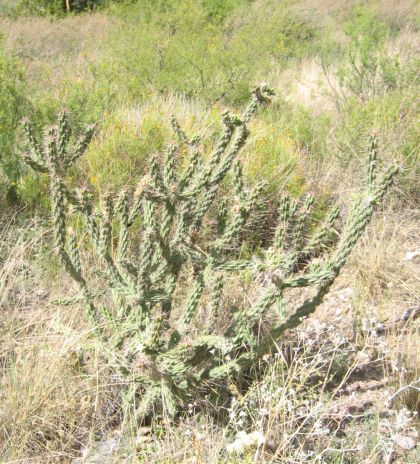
394 434 417 451
401 306 420 321
34 288 49 299
74 435 122 464
337 287 354 301
345 378 388 393
403 250 420 261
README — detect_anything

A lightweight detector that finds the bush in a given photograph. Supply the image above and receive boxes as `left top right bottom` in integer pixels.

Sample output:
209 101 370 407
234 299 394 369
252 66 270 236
20 88 397 421
333 5 409 101
15 0 124 15
0 41 28 203
16 0 66 15
101 0 318 105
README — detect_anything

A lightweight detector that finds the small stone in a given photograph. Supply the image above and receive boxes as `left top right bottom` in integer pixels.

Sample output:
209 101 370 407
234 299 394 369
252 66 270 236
137 426 151 436
337 287 353 301
136 435 152 449
394 434 417 451
403 250 420 261
35 288 49 299
401 307 420 321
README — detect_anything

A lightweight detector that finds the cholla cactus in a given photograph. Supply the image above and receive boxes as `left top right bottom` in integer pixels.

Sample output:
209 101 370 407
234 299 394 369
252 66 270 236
21 86 397 420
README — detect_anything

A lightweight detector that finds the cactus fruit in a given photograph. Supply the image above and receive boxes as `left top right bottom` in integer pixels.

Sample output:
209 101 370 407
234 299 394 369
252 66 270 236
21 88 397 420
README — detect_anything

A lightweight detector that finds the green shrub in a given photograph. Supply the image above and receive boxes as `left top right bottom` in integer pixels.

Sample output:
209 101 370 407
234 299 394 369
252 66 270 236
0 0 19 14
16 0 65 15
15 0 127 15
21 88 397 421
102 0 318 105
80 112 169 193
0 42 28 203
331 4 414 101
330 89 419 200
200 0 250 23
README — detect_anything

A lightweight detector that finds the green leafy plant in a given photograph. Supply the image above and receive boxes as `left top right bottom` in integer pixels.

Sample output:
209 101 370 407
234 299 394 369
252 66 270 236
0 43 27 203
15 0 116 15
103 0 317 105
20 87 397 421
337 5 397 100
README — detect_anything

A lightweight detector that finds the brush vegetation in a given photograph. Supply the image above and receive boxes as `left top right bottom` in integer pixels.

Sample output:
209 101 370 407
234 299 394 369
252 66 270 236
0 0 419 463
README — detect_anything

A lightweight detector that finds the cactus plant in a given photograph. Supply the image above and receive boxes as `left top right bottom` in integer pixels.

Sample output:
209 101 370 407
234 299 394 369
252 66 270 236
21 87 397 420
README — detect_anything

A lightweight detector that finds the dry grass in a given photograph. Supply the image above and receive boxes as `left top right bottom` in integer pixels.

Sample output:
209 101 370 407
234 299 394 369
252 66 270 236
0 2 418 462
264 58 340 113
351 209 419 307
72 307 419 463
295 0 419 29
0 13 111 91
1 170 418 464
0 217 120 463
1 118 418 463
